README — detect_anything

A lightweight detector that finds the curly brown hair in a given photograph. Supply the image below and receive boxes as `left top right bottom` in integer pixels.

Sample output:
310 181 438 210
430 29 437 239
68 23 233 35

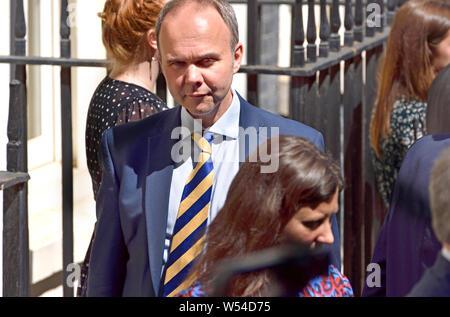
187 135 344 297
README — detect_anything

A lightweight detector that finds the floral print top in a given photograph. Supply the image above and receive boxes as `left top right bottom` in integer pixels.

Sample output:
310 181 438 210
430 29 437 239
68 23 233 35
176 265 354 297
372 97 427 207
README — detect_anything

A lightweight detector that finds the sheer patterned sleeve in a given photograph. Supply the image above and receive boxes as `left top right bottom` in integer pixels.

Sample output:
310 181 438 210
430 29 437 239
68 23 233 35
116 94 168 125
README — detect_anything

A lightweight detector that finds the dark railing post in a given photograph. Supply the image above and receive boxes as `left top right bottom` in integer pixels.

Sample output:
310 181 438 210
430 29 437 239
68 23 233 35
343 53 364 296
291 0 305 69
3 0 30 297
319 63 342 249
329 0 341 52
247 0 260 106
354 0 364 42
387 0 397 25
363 44 386 288
306 0 317 63
60 0 74 297
290 0 305 122
259 4 279 114
290 0 317 155
376 0 384 33
344 0 354 47
319 0 330 58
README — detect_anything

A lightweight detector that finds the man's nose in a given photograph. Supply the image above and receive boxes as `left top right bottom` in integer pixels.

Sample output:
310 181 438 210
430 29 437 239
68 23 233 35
185 65 203 86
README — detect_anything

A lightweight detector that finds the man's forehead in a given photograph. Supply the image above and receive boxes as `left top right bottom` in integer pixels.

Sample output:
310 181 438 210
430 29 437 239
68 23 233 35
163 2 219 25
159 2 226 37
159 5 231 51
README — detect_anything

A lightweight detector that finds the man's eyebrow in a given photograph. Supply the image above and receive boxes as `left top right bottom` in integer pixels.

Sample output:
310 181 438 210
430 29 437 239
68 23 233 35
166 56 185 63
197 53 220 59
166 53 221 63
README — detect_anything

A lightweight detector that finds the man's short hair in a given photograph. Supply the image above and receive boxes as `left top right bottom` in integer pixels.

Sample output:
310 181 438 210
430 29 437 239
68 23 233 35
155 0 239 53
430 147 450 245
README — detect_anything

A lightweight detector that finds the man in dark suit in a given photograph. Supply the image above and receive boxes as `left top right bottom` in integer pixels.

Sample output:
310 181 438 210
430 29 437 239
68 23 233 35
407 147 450 297
87 0 340 297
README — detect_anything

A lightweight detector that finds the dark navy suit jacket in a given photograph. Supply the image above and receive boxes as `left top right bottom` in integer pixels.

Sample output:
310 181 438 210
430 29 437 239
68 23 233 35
363 133 450 297
407 253 450 297
87 93 341 296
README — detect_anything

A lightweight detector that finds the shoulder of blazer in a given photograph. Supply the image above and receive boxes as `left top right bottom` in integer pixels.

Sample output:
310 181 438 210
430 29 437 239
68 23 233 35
237 92 323 146
100 107 181 180
405 133 450 157
399 133 450 175
105 106 181 148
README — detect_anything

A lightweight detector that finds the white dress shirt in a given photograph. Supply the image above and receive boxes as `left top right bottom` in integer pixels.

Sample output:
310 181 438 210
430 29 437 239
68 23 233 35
162 90 241 275
442 247 450 262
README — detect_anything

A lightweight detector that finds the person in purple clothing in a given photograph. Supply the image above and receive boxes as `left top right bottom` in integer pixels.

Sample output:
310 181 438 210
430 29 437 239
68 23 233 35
407 147 450 297
363 65 450 297
176 135 353 297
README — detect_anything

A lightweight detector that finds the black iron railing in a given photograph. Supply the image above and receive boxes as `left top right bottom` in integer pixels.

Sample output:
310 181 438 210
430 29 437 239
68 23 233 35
1 0 406 297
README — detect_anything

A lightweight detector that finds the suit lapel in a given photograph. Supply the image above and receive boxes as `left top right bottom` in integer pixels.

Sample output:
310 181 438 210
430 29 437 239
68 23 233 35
143 107 181 296
237 93 263 166
238 94 256 166
237 93 281 167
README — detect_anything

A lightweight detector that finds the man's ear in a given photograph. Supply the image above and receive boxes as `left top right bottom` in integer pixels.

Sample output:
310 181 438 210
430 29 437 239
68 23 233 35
147 29 158 51
232 42 244 74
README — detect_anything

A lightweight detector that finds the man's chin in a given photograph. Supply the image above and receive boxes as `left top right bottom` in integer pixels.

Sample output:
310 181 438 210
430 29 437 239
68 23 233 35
186 103 218 118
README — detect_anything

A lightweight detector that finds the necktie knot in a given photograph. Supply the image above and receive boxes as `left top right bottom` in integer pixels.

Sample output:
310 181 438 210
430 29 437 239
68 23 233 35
192 132 214 154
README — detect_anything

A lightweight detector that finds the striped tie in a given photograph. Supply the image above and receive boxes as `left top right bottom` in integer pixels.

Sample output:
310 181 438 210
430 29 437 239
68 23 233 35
163 132 215 297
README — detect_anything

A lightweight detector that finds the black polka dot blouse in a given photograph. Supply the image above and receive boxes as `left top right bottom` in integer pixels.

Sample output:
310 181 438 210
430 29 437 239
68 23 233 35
85 76 168 199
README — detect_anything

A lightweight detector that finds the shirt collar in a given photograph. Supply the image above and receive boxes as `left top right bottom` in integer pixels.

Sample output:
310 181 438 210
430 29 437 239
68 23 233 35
442 247 450 262
180 88 240 140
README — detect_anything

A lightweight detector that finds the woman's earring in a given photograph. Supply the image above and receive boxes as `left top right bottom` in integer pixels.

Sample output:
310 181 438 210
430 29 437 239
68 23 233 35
150 53 159 84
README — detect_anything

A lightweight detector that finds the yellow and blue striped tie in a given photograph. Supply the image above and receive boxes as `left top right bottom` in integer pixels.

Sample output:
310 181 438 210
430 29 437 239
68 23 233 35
163 132 215 297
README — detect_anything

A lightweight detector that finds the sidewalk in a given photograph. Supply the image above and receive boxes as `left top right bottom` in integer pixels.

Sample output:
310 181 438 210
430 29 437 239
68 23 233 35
28 162 96 297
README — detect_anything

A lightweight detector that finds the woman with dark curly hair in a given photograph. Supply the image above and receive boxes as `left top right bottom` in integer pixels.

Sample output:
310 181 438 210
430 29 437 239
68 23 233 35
176 135 353 297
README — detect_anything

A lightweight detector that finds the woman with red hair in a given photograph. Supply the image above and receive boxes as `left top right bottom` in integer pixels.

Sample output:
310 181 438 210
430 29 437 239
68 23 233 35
370 0 450 208
81 0 168 296
86 0 168 200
